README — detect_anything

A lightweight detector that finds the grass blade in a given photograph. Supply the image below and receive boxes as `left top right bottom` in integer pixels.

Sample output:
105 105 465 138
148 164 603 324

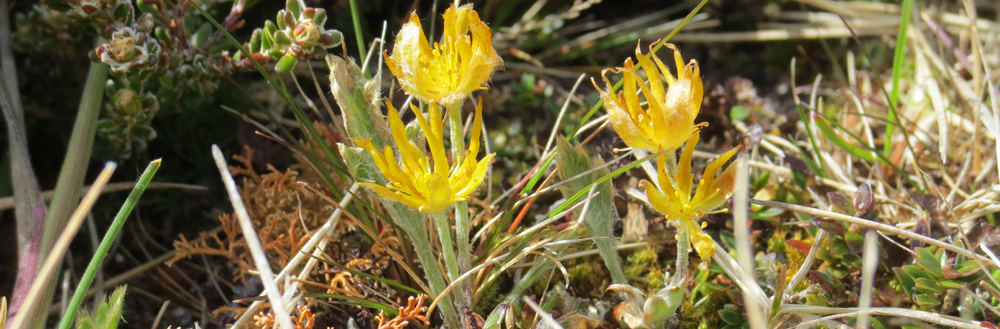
884 0 914 156
813 114 875 162
7 162 116 329
56 160 161 329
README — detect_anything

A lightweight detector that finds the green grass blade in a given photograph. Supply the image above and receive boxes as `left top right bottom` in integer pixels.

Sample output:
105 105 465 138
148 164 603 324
348 0 366 62
813 114 875 162
884 0 914 156
57 159 161 329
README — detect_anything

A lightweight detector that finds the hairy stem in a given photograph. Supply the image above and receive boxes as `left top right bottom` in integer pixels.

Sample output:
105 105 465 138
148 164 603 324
432 211 462 296
397 212 460 328
446 102 475 306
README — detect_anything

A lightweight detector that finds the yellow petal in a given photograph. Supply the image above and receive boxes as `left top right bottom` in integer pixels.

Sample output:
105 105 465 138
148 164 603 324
634 41 664 103
387 12 434 103
641 179 677 218
651 42 675 86
359 182 424 210
422 173 455 213
683 218 716 260
690 156 743 214
454 153 494 199
410 103 449 176
599 93 655 151
688 61 704 114
696 145 741 200
387 102 425 174
674 133 699 203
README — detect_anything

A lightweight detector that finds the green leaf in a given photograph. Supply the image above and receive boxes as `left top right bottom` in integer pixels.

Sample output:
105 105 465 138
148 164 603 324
60 160 160 329
939 280 965 290
554 138 624 284
814 114 875 162
74 285 126 329
914 294 941 308
893 267 914 296
914 277 942 294
730 105 750 121
954 260 979 274
718 309 743 325
902 265 933 281
915 248 942 275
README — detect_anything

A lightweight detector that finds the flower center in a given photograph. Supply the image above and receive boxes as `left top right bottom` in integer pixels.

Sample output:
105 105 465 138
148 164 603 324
426 37 462 94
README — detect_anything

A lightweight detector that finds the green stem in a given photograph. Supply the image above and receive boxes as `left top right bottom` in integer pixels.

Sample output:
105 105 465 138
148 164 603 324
446 103 466 155
43 59 109 255
445 102 474 305
57 159 161 329
395 210 460 328
347 0 366 61
671 227 689 287
432 210 461 290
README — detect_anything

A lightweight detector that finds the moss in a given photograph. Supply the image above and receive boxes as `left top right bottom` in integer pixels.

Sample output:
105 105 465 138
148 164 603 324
624 245 659 277
679 290 729 329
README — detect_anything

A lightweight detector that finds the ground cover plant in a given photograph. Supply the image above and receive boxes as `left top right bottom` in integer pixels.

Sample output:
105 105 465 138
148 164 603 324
3 0 1000 328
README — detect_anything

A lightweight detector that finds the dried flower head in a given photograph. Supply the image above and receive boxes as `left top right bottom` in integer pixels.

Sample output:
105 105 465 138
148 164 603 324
385 4 502 107
354 99 494 213
641 133 742 260
594 42 704 153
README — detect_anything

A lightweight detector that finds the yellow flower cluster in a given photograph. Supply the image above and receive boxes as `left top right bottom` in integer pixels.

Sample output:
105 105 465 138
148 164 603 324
359 4 501 213
354 101 494 213
385 4 503 108
594 42 705 153
599 40 743 260
642 134 741 260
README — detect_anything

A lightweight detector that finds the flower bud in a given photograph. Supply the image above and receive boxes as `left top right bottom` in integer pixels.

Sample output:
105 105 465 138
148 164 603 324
113 88 142 115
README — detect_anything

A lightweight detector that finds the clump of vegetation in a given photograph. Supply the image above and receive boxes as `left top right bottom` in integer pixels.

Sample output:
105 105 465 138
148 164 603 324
5 0 1000 328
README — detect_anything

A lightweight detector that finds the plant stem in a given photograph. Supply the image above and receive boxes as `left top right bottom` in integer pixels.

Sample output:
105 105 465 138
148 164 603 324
432 210 462 293
446 102 474 306
57 159 160 329
1 0 49 320
671 228 689 287
43 59 109 254
348 0 366 61
395 211 460 328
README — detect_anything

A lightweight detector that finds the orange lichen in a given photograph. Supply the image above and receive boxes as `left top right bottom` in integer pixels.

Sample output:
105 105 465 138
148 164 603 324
375 295 430 329
169 146 346 283
253 305 323 329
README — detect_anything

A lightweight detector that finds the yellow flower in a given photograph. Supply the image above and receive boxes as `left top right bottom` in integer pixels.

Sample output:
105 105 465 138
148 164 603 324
594 42 705 153
641 133 742 260
385 4 503 108
354 99 495 213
